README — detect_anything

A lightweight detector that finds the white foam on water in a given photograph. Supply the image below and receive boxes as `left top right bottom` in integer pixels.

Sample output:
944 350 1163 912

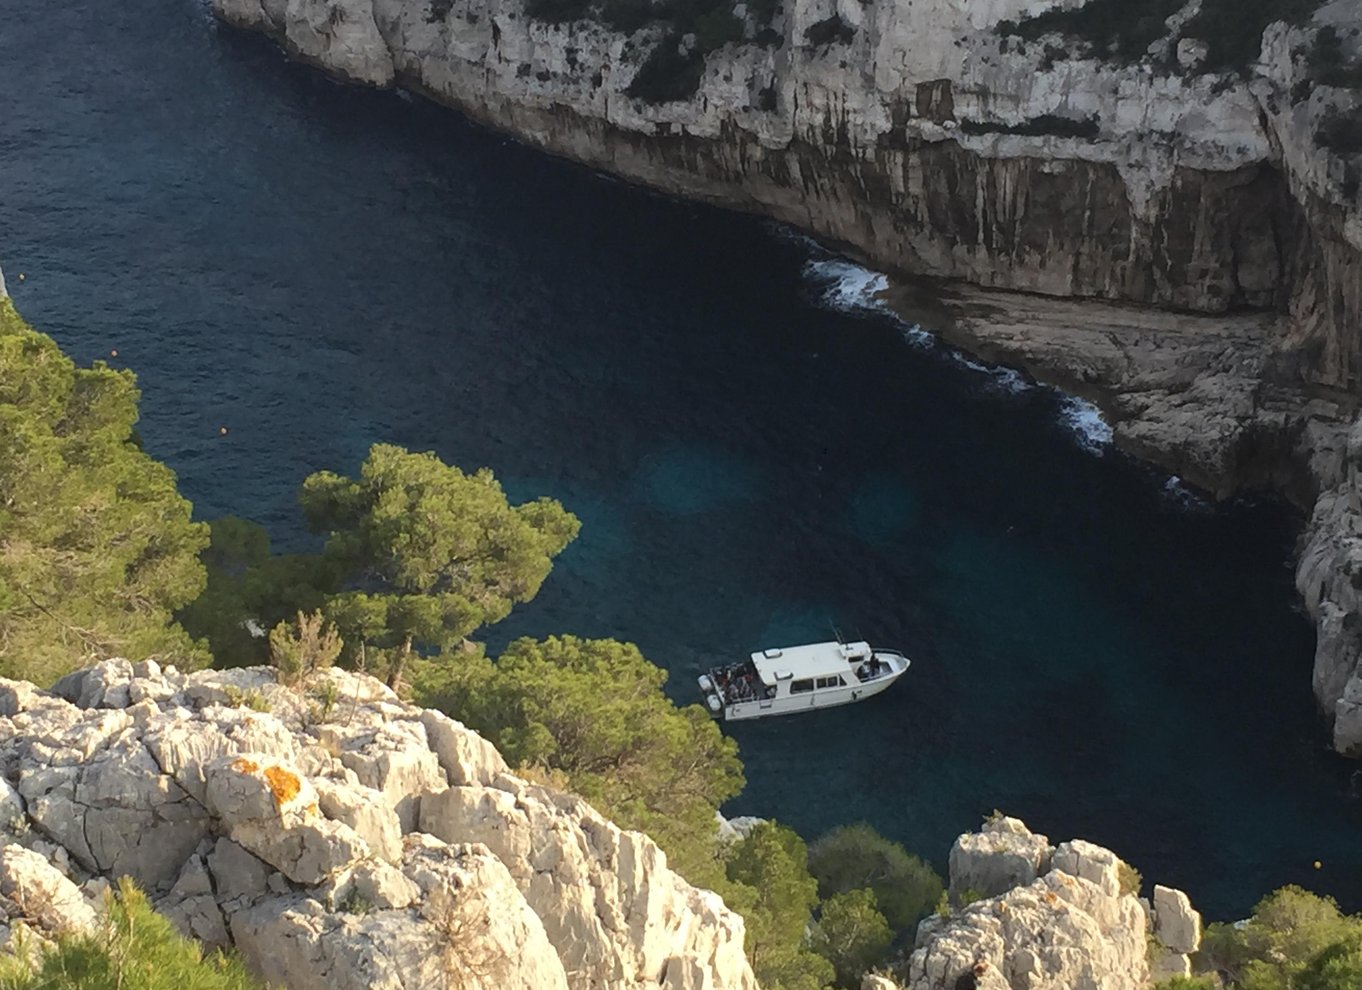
1058 395 1113 454
803 258 890 315
795 245 1112 457
899 322 933 349
953 353 1031 394
1162 475 1210 511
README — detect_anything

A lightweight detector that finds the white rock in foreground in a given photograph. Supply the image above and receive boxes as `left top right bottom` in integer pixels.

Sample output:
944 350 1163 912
0 662 757 990
906 817 1201 990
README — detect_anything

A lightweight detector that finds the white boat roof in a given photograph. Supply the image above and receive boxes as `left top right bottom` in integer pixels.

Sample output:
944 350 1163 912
750 641 873 685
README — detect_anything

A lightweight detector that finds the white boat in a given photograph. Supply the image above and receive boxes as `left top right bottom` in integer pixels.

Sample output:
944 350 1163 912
698 640 910 721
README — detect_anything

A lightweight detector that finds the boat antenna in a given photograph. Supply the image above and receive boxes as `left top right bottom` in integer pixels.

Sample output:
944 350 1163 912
829 620 845 645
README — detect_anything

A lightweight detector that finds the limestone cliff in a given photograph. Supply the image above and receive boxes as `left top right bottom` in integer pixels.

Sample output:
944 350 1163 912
206 0 1362 747
0 661 756 990
878 816 1203 990
210 0 1360 389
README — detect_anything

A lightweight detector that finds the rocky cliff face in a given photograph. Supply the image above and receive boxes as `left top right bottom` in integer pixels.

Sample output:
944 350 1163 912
0 661 755 990
873 816 1202 990
211 0 1360 389
207 0 1362 747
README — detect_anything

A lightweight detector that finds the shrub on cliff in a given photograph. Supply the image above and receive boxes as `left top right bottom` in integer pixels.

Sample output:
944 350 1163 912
803 14 854 48
626 37 706 104
1296 934 1362 990
1317 110 1362 157
0 878 262 990
808 888 893 989
1199 885 1362 989
807 823 943 936
0 298 209 684
176 516 339 668
412 635 743 888
723 822 836 990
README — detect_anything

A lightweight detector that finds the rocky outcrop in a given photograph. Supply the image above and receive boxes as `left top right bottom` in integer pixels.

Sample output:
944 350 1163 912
0 661 757 990
902 817 1202 990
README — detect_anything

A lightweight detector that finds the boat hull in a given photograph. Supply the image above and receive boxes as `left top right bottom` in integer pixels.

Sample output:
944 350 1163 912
707 650 910 721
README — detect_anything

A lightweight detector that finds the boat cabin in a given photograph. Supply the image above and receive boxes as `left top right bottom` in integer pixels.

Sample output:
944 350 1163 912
700 640 908 720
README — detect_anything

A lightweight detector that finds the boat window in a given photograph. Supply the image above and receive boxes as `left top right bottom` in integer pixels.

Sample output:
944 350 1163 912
815 676 840 689
790 679 814 694
836 675 847 686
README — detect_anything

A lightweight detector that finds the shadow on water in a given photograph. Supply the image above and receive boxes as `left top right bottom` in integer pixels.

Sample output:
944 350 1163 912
2 0 1359 919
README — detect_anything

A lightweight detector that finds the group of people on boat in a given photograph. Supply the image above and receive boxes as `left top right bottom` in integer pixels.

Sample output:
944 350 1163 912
856 655 886 681
713 663 774 704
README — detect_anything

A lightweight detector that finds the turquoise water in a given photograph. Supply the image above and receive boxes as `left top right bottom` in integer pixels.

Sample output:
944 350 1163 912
2 0 1357 919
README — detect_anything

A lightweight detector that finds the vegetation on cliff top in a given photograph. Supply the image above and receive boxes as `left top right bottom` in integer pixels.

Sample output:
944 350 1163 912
998 0 1325 73
0 879 262 990
0 298 208 685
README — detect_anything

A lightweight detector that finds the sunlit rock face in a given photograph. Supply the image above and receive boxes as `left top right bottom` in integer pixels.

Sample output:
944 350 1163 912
0 662 756 990
213 0 1359 390
882 817 1202 990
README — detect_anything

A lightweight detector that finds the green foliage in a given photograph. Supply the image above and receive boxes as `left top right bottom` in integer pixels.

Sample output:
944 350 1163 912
803 14 854 47
809 888 893 989
268 610 342 687
1117 860 1142 897
723 822 833 990
0 878 263 990
523 0 592 23
627 37 706 104
1149 978 1218 990
1297 934 1362 990
1305 27 1362 88
176 516 337 668
1317 109 1362 156
412 635 742 887
694 7 743 52
0 299 209 684
806 823 943 936
1000 0 1322 73
1001 0 1182 63
1182 0 1324 73
301 444 579 685
1200 886 1362 990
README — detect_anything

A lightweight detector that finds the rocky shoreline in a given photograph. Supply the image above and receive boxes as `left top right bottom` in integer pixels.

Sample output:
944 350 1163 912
0 661 1203 990
206 0 1362 752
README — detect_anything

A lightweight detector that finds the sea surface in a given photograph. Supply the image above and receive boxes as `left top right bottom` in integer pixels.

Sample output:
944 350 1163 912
3 0 1359 920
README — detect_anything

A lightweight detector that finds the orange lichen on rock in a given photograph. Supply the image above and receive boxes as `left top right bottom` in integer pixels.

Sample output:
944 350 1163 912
231 757 260 774
263 765 302 806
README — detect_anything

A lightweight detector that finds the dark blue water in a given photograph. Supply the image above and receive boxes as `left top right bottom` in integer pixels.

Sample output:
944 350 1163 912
3 0 1358 920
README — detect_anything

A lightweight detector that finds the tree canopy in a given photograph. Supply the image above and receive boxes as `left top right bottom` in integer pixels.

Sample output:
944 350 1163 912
808 888 893 990
1200 885 1362 990
0 299 208 684
807 823 942 936
412 635 743 886
301 444 579 683
722 822 834 990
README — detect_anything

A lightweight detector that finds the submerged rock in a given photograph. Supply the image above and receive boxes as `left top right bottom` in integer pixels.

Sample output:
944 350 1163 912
0 662 756 990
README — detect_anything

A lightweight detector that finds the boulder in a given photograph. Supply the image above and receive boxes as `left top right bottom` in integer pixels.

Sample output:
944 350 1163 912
948 816 1053 901
0 843 98 937
204 755 369 884
909 817 1199 990
1152 884 1202 954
